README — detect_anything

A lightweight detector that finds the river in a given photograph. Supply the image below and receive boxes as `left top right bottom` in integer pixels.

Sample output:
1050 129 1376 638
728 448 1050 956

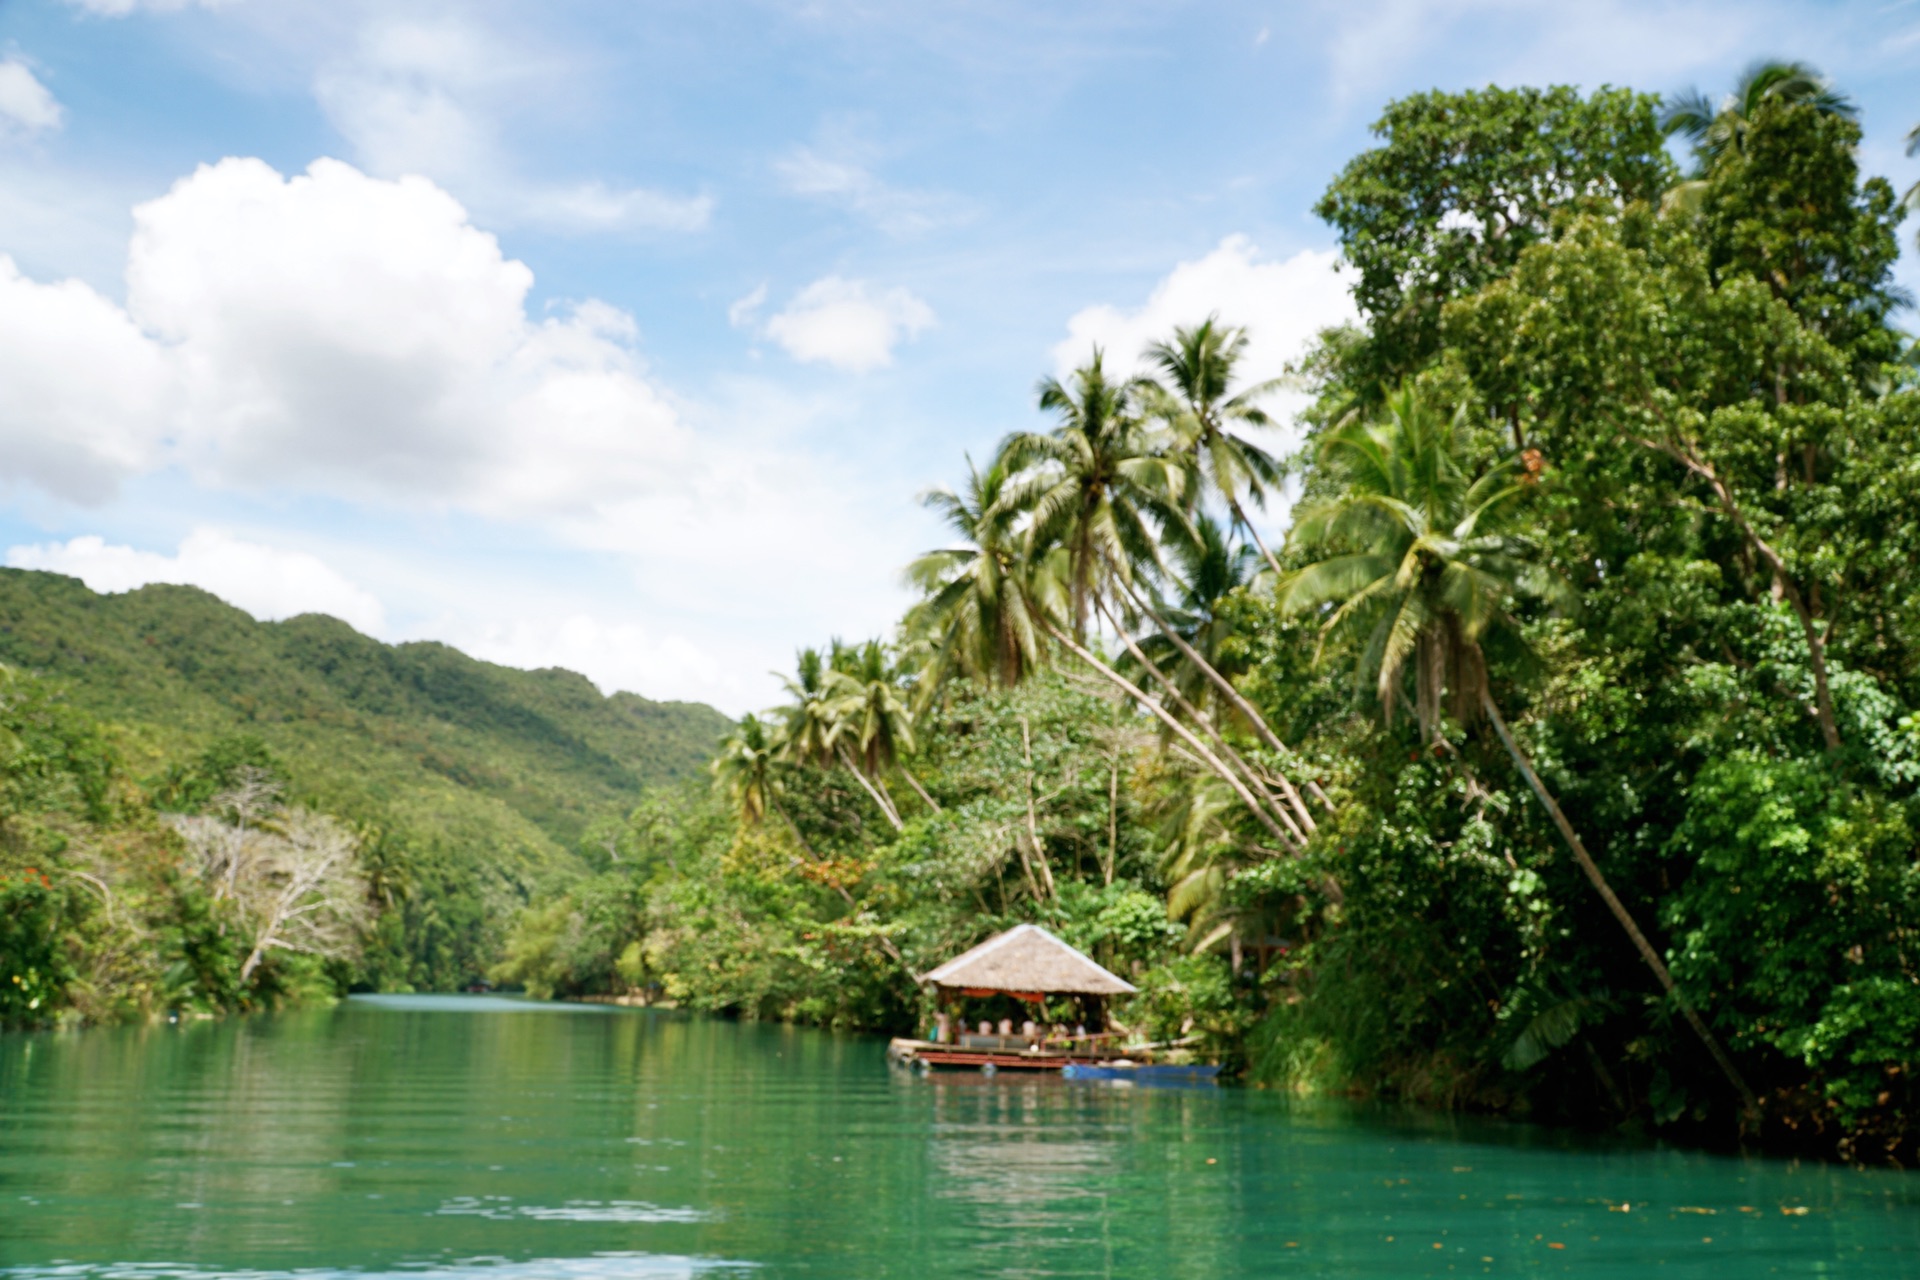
1 994 1916 1277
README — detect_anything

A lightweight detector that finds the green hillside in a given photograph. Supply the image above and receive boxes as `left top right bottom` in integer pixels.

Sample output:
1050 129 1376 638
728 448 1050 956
0 568 729 987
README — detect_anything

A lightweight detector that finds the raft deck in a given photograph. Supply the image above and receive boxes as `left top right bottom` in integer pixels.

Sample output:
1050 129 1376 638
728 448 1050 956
887 1035 1125 1072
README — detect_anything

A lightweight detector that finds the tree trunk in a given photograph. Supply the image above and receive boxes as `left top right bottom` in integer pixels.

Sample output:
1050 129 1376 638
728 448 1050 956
1227 493 1286 583
1098 597 1307 844
1480 687 1760 1122
1113 574 1318 833
1639 435 1840 751
836 744 904 831
898 765 942 814
1042 620 1301 853
1017 716 1058 900
1105 737 1120 888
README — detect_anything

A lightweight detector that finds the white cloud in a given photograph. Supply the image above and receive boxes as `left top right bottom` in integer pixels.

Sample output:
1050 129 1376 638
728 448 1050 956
1053 235 1356 436
775 144 969 236
7 530 388 635
0 61 63 135
0 153 737 515
0 154 923 711
727 282 768 329
523 182 713 234
764 276 936 372
451 614 746 711
0 253 172 501
1053 236 1358 543
315 16 708 234
90 156 689 513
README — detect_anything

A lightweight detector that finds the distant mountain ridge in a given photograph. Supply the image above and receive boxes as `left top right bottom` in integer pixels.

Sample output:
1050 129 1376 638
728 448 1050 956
0 568 730 986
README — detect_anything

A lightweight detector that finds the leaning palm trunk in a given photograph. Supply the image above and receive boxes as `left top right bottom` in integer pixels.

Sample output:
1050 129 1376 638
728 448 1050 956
1480 688 1760 1121
1042 619 1301 854
1113 574 1317 834
835 744 904 831
1225 493 1286 583
1097 598 1308 845
897 765 942 814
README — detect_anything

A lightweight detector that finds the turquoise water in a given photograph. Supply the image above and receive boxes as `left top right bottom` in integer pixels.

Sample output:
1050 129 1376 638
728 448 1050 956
1 995 1916 1277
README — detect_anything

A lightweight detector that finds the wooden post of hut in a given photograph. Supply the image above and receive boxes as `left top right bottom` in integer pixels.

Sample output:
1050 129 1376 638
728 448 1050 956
886 924 1137 1072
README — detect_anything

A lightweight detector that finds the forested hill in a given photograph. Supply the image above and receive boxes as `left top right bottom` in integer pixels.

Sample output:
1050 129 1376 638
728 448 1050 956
0 568 728 988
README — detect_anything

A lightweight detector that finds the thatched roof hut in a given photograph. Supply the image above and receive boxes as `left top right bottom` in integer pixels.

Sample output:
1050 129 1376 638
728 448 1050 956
921 924 1137 997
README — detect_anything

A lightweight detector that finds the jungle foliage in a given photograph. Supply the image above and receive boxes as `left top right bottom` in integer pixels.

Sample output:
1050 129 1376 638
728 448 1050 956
498 62 1920 1161
0 570 727 1021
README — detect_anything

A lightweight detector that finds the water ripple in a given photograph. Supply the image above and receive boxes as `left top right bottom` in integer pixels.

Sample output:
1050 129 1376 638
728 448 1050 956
435 1197 712 1224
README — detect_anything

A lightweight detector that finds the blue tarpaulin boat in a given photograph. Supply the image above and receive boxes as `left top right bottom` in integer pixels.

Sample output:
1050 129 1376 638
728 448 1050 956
1060 1062 1220 1085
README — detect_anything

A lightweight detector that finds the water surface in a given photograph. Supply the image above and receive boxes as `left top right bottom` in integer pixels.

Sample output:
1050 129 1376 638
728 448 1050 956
1 994 1915 1277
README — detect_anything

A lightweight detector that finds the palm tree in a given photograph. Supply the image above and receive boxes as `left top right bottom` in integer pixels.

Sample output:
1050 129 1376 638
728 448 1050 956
1140 316 1289 579
1106 514 1317 846
712 713 780 825
1282 385 1759 1118
1906 122 1919 239
998 348 1189 641
1157 773 1243 948
986 350 1320 849
827 640 939 815
723 685 908 969
776 647 903 831
1660 59 1856 174
904 455 1057 694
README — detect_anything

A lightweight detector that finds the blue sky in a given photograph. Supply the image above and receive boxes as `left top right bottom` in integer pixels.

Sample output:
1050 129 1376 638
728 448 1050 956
0 0 1913 713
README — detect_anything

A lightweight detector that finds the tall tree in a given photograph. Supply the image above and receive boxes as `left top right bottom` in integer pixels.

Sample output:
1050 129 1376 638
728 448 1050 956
1681 67 1902 380
776 648 903 831
827 640 938 816
1659 59 1856 173
1140 317 1289 578
1128 513 1260 718
1282 386 1759 1118
1316 84 1672 391
712 713 780 825
905 456 1058 693
998 349 1189 641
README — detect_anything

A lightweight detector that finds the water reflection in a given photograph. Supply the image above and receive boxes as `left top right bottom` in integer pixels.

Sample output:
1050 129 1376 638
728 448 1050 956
2 999 1918 1277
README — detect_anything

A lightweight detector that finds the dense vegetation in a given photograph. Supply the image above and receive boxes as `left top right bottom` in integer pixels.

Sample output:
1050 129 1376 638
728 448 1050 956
497 63 1920 1161
0 569 726 1020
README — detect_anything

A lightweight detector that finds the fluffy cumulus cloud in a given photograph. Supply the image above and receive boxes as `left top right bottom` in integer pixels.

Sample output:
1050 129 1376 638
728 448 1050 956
0 60 63 135
0 155 693 511
763 276 936 372
0 254 172 501
7 530 388 635
0 154 919 710
1054 234 1357 437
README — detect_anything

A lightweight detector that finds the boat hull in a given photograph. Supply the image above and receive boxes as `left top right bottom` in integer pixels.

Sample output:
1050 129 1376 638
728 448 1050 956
886 1037 1103 1072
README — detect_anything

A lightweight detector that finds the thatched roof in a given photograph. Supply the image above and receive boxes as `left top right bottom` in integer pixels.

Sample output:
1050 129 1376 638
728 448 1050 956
921 924 1137 996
